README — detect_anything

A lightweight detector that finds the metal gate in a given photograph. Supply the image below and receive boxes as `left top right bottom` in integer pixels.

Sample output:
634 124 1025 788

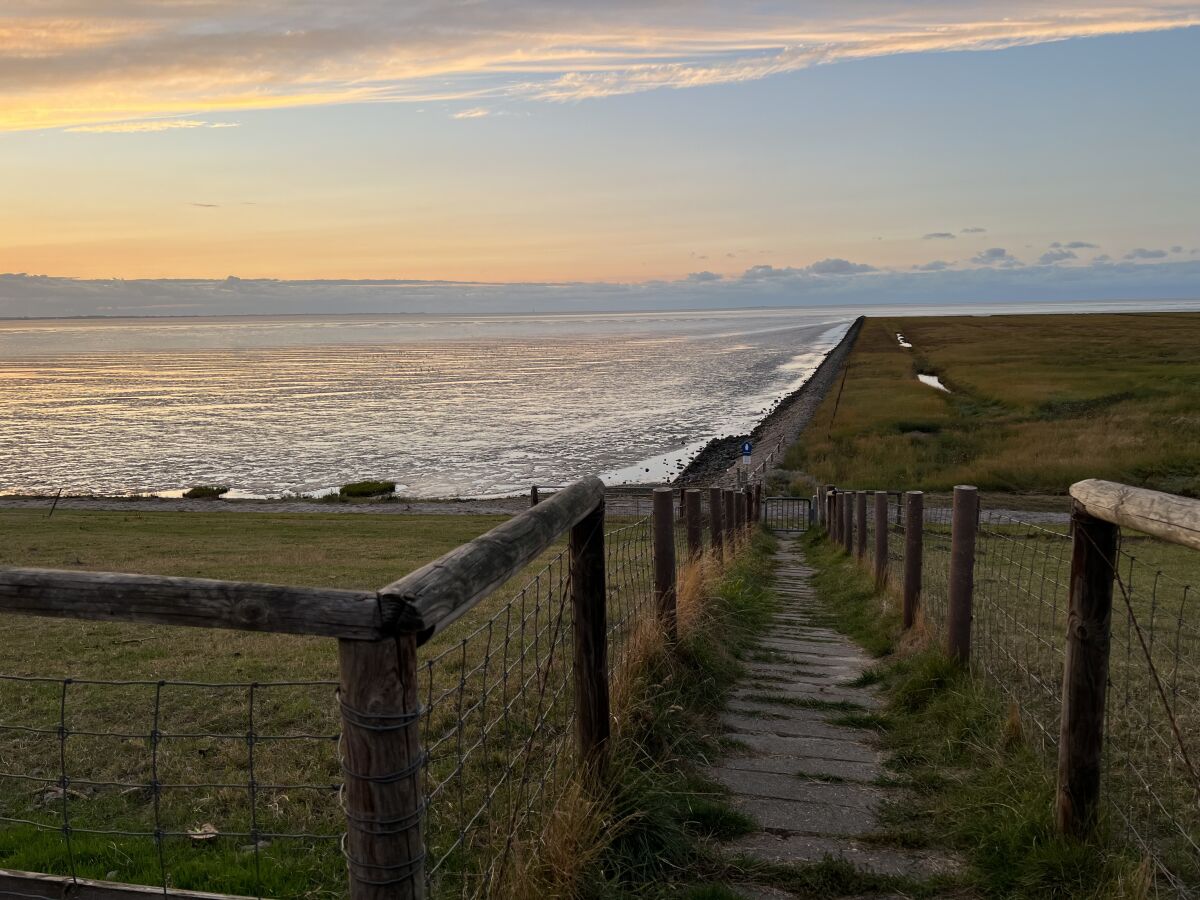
763 496 812 532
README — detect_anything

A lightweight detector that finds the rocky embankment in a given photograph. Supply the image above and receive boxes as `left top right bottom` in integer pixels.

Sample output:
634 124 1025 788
674 316 864 487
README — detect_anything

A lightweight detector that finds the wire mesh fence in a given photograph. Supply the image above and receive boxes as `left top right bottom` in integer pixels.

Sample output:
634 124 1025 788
0 493 702 900
816 488 1198 894
1104 540 1200 893
0 674 343 896
971 511 1072 753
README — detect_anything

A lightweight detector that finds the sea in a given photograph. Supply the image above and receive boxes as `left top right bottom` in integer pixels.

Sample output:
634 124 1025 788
4 299 1193 499
0 309 852 498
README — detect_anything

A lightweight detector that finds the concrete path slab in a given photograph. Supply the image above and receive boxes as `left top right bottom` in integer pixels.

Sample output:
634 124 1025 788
706 537 960 892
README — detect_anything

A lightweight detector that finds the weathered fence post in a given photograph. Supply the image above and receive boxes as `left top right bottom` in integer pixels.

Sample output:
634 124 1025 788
338 635 425 900
1056 504 1118 837
903 491 923 629
724 490 737 545
855 491 867 560
842 492 853 554
946 485 979 664
754 483 762 522
809 495 817 528
735 490 747 534
530 485 539 507
709 486 725 555
684 489 703 560
829 490 839 542
816 485 826 526
873 491 888 588
571 498 611 775
652 488 678 640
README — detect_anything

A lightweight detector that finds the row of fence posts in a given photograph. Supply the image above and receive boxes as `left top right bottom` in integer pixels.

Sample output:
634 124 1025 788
810 482 1116 842
374 481 762 900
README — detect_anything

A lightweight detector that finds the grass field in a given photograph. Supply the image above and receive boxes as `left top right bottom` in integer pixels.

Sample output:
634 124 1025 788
786 312 1200 496
0 508 640 897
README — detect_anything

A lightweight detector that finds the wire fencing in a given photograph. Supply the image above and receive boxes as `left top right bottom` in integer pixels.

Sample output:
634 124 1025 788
0 673 343 896
0 478 756 900
815 484 1198 895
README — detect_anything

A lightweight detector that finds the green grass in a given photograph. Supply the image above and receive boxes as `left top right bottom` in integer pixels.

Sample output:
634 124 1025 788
337 479 396 498
787 312 1200 496
802 531 1151 899
0 508 668 896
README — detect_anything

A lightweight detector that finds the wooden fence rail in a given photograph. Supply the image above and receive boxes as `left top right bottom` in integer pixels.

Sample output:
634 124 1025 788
0 474 763 900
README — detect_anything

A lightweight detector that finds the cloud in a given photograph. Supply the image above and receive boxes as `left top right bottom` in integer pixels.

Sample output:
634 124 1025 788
807 258 877 275
686 271 722 282
5 258 1199 318
913 260 950 271
971 247 1022 267
1065 241 1098 249
1171 245 1183 253
1039 248 1077 265
65 119 238 133
960 226 987 233
4 3 1199 131
190 202 220 208
923 232 956 240
1094 253 1112 262
452 107 489 119
1124 247 1168 259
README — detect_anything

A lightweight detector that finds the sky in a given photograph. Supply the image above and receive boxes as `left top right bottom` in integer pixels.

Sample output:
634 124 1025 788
2 1 1199 315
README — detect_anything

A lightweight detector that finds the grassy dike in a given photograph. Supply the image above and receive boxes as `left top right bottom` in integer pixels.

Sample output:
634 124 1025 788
801 532 1149 899
787 313 1200 497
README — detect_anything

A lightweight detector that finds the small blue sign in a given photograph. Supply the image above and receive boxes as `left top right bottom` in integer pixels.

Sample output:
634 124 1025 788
741 440 753 456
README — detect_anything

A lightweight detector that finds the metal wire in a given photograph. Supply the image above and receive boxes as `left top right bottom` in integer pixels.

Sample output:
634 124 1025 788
418 511 657 899
0 675 342 898
1103 539 1199 893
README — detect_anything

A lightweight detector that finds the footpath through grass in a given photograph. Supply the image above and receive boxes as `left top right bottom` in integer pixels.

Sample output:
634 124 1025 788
786 312 1200 496
801 532 1149 899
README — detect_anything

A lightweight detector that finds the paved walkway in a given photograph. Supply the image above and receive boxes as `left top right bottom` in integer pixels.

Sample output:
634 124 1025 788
708 537 954 896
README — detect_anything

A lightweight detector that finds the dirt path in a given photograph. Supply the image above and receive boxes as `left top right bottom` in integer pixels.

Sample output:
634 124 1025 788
713 537 958 897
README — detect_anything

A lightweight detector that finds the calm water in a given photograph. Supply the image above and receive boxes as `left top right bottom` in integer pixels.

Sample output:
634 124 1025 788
0 310 852 498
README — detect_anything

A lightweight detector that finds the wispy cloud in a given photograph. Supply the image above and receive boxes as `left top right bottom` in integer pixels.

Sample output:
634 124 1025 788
961 226 987 233
65 119 239 134
452 107 490 119
923 232 956 240
4 3 1198 131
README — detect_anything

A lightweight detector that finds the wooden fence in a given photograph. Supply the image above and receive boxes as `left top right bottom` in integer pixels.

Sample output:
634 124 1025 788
0 480 763 899
808 480 1200 891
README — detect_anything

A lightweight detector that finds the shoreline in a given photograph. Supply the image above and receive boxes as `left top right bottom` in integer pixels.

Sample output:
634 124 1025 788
674 315 865 487
0 318 866 515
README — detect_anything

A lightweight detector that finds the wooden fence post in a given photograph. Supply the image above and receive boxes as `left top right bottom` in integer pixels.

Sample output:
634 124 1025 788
530 485 539 507
652 488 678 640
826 485 836 535
571 499 611 775
709 486 724 555
685 489 702 560
903 491 924 629
724 490 737 545
947 486 978 664
855 491 867 560
1056 504 1118 837
338 635 425 900
873 491 888 588
816 485 826 526
842 493 854 554
810 495 817 528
